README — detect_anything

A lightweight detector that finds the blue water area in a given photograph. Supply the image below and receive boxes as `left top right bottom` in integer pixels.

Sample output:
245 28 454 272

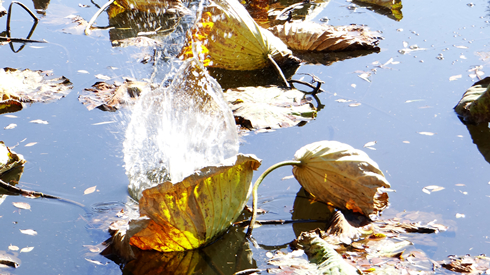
0 0 490 274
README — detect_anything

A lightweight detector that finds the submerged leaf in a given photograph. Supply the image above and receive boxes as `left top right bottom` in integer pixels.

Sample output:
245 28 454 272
126 154 261 252
269 22 381 52
454 77 490 124
223 85 316 131
179 0 298 70
292 140 391 218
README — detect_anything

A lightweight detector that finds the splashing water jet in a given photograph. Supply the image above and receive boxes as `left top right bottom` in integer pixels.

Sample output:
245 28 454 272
123 58 239 200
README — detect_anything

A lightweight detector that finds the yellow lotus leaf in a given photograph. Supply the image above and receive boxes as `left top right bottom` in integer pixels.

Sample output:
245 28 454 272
179 0 297 70
269 22 381 52
292 140 390 219
129 154 261 252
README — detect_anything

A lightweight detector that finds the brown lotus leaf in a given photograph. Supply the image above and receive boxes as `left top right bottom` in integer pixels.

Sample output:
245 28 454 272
269 22 381 52
292 140 390 219
79 80 150 111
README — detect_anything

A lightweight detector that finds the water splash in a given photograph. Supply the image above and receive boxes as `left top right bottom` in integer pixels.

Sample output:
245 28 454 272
123 58 239 201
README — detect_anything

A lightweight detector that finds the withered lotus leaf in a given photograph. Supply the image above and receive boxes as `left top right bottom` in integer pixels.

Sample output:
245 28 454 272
269 22 381 52
292 140 390 218
0 141 26 175
179 0 297 70
129 154 261 252
454 77 490 124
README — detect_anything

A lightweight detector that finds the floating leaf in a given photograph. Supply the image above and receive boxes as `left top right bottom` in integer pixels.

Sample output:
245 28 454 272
19 246 34 253
12 202 31 210
454 77 490 124
79 80 150 111
84 186 97 195
179 0 298 70
449 74 462 81
8 245 19 251
269 22 381 52
125 154 261 252
363 141 377 148
24 142 37 147
292 140 391 218
19 229 37 236
0 67 72 103
223 86 316 131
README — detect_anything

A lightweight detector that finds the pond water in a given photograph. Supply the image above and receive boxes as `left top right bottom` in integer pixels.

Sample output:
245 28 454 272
1 0 490 273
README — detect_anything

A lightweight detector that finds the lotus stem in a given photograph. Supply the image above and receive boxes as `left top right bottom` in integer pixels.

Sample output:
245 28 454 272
85 0 114 35
267 54 290 88
246 160 302 238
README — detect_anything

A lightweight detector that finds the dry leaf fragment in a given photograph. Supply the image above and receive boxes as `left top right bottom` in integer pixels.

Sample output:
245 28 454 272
84 186 97 195
349 103 362 107
455 213 465 218
422 185 445 194
85 258 106 265
449 75 462 81
8 244 19 251
20 246 34 253
4 124 17 130
12 202 31 210
24 142 37 147
94 74 111 80
269 22 381 52
29 119 48 124
363 141 377 147
19 229 37 236
417 132 435 136
78 70 89 74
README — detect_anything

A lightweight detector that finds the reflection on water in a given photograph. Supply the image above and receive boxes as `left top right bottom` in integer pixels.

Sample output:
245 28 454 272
466 123 490 165
115 226 255 275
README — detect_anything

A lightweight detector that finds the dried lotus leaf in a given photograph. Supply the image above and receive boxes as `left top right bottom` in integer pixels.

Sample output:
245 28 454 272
129 154 261 252
179 0 298 70
269 22 381 52
292 140 390 218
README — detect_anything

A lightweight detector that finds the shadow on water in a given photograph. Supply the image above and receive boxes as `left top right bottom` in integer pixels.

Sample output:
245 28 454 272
466 123 490 165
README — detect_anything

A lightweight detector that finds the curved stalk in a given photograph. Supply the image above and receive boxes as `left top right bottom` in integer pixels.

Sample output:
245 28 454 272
268 54 290 88
85 0 114 35
245 160 302 238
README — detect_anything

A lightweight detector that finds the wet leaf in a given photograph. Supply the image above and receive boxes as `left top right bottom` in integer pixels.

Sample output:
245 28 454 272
19 246 34 253
79 80 150 111
292 140 391 218
454 77 490 124
179 0 297 70
111 155 261 254
269 22 381 52
84 186 97 195
19 229 37 236
0 67 72 104
12 202 31 210
223 86 317 131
